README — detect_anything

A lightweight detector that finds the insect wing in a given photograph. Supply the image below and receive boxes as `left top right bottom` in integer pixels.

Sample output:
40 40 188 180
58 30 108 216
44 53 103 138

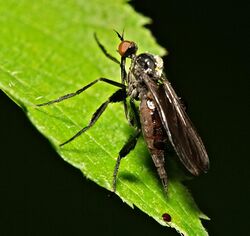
143 75 209 176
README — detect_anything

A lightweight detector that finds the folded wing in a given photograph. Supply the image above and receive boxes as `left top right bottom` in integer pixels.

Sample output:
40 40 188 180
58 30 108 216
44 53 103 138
143 75 209 175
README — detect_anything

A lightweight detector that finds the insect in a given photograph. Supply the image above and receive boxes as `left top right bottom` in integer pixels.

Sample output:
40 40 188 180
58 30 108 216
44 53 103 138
37 31 209 192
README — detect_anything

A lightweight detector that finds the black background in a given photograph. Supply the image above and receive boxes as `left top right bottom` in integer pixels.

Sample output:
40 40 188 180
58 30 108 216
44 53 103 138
0 0 249 235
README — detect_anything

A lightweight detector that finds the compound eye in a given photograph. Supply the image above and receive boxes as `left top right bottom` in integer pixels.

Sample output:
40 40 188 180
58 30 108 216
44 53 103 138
118 40 137 58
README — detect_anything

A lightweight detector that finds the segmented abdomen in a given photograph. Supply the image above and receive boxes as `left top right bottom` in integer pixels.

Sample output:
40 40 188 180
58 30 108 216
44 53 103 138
139 93 168 189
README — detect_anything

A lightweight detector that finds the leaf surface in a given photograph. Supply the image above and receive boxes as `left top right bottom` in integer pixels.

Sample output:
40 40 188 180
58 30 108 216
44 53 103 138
0 0 208 235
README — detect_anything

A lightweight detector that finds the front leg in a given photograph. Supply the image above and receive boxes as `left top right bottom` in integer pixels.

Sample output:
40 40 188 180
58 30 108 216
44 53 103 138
60 89 127 146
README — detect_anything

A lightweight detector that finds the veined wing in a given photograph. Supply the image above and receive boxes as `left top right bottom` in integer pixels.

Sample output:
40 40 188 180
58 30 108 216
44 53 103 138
143 75 209 176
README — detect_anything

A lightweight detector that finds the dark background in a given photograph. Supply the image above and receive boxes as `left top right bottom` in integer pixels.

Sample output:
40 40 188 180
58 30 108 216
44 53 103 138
0 0 249 235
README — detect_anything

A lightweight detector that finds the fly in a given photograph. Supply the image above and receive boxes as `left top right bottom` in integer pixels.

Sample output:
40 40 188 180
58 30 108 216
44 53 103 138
37 31 209 192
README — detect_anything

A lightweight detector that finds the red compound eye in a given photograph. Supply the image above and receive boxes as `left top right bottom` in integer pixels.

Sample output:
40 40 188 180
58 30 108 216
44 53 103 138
118 40 137 57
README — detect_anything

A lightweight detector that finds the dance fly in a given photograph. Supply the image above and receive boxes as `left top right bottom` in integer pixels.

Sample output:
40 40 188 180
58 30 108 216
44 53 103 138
37 31 209 192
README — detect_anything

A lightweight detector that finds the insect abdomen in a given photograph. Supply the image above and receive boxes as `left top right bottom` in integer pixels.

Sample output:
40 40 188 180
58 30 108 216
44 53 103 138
140 94 168 189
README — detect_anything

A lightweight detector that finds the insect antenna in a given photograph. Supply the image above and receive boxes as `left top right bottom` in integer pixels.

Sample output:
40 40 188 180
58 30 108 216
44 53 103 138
114 29 124 41
94 33 120 65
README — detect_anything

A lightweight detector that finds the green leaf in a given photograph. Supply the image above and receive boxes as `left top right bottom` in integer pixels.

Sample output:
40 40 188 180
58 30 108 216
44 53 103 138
0 0 209 235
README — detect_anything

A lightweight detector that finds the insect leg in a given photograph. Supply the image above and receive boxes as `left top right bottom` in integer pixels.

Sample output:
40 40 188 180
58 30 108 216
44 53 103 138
94 32 129 124
129 98 141 128
60 89 127 146
113 129 141 192
119 56 129 122
37 78 125 106
124 98 141 128
94 33 120 65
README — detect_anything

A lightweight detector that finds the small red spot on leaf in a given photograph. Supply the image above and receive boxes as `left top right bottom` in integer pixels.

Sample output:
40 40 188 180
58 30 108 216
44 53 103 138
162 213 171 222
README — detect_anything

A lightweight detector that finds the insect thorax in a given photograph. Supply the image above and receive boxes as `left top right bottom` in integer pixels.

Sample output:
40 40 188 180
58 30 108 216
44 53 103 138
127 53 164 100
127 72 146 100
